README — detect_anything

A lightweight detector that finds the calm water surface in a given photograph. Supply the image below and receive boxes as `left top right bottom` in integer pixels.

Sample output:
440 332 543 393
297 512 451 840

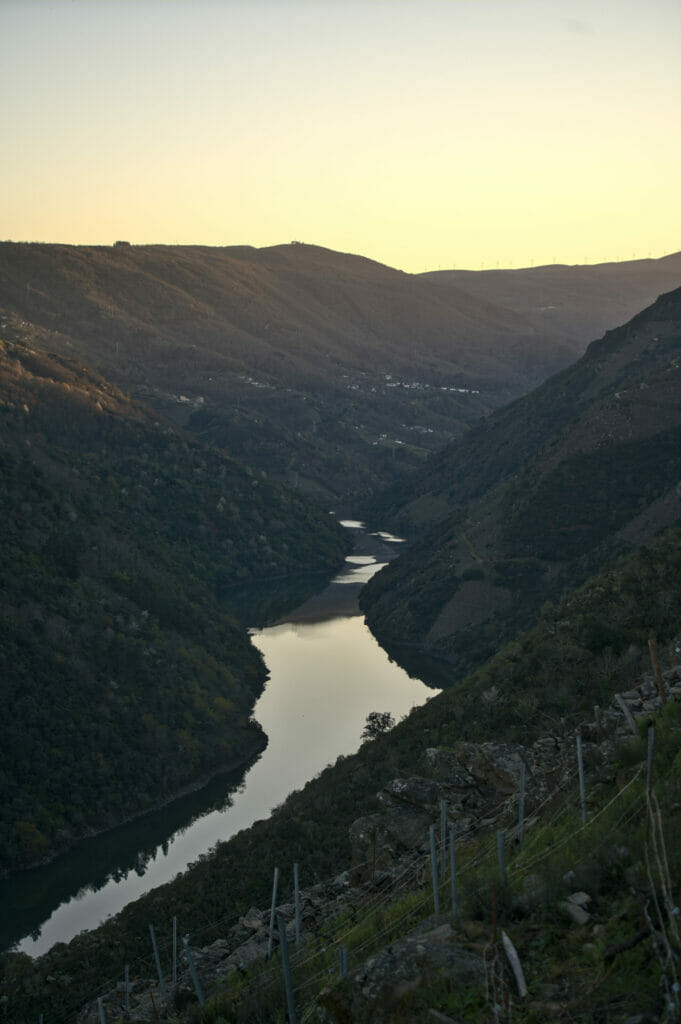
3 523 436 957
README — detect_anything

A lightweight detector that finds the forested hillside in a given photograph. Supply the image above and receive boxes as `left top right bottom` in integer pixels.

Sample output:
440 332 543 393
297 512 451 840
361 286 681 675
4 523 680 1023
0 339 348 872
1 243 677 503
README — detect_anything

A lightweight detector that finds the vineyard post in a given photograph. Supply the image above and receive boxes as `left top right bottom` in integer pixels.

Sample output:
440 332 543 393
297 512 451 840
277 913 297 1024
518 762 526 850
647 726 655 800
440 799 447 879
149 923 166 1003
182 936 205 1006
576 730 587 824
648 637 667 706
429 825 440 914
267 866 280 960
294 863 301 945
497 831 506 890
172 916 177 985
449 829 458 921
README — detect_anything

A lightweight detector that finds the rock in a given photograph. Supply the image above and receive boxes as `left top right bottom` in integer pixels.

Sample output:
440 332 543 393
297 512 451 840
452 742 527 794
425 747 475 787
315 921 484 1024
349 808 430 882
223 937 268 972
567 891 591 909
240 906 264 929
558 899 591 925
381 776 446 809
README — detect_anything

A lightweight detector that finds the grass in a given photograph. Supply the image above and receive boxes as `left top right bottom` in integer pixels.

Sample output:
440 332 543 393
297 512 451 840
191 698 681 1023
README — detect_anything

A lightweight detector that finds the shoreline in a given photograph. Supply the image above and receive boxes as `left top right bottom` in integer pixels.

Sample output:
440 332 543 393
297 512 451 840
0 731 269 885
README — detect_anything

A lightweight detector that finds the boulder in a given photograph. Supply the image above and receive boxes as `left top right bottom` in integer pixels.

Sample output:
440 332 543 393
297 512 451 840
315 922 484 1024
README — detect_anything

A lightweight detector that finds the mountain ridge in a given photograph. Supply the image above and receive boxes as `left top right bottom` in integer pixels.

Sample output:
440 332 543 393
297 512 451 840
2 242 678 503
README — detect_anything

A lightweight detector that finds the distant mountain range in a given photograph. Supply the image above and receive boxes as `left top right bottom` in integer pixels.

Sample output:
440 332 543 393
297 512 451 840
423 252 681 349
361 284 681 677
1 243 678 504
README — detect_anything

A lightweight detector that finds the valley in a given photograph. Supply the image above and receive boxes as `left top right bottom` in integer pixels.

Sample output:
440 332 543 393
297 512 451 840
1 248 680 1023
1 244 679 504
0 524 436 958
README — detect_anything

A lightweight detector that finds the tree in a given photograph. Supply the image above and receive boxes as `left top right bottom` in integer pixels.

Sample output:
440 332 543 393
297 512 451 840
361 711 395 742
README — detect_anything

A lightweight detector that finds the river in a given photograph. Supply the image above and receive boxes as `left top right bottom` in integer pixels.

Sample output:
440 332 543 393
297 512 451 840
1 522 439 957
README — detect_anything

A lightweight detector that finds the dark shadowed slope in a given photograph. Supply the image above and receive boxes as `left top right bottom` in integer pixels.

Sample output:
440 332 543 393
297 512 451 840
361 286 681 676
0 339 348 873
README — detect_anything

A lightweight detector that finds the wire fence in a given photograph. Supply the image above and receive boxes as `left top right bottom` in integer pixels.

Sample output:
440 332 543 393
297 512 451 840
23 700 668 1024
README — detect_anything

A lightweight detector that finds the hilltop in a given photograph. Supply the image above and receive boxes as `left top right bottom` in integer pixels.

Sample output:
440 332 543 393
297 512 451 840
1 243 678 504
422 251 681 349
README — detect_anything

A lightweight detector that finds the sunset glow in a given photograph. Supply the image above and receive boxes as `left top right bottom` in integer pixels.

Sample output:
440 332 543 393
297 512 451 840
2 0 679 271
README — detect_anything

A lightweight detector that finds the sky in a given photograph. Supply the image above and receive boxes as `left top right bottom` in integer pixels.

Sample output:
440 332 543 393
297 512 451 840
1 0 680 273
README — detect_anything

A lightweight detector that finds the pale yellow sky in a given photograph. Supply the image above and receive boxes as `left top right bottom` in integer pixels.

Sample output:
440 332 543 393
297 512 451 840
1 0 679 272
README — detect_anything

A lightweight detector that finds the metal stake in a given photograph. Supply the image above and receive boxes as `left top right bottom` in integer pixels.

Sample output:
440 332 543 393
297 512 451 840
429 825 440 915
518 761 526 850
182 936 205 1006
449 828 458 921
440 799 447 879
497 830 506 888
268 866 280 960
277 913 297 1024
294 862 301 945
172 916 177 985
576 731 587 824
647 725 655 798
149 923 166 1003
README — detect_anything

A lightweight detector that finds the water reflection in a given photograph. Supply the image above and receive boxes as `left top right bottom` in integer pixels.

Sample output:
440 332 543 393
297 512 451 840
3 525 437 957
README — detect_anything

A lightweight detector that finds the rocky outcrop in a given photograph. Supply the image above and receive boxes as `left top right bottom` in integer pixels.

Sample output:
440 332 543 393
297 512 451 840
349 665 681 882
77 663 681 1022
314 920 484 1024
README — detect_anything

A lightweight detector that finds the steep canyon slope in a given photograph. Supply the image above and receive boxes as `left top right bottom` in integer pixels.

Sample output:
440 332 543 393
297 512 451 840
361 285 681 676
0 339 348 872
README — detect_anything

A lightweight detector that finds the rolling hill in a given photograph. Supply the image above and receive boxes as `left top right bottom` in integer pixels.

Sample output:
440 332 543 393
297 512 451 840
1 243 678 505
422 251 681 349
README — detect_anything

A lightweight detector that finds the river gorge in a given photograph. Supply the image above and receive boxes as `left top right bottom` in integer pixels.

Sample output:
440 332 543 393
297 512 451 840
1 522 440 957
